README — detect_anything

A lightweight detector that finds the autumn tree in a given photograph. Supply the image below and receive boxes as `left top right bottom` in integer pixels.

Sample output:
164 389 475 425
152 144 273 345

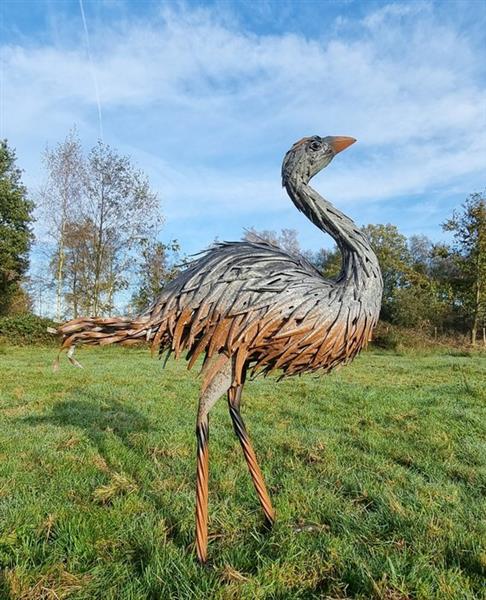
0 140 34 314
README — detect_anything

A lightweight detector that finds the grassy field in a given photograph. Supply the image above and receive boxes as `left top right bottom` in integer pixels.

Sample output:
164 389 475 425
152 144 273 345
0 346 485 599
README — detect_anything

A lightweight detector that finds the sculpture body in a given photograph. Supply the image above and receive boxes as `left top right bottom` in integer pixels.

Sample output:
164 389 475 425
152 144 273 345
56 136 383 562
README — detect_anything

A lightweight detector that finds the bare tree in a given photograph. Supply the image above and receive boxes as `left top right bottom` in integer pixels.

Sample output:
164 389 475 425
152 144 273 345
243 227 302 256
38 129 85 319
83 142 162 315
25 266 52 317
38 133 163 318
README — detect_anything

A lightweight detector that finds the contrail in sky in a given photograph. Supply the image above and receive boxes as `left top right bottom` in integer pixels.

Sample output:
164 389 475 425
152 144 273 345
79 0 104 141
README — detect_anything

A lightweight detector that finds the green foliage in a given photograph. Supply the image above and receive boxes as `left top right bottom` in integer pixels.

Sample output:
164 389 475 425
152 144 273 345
361 223 410 320
360 224 463 332
0 347 484 598
0 314 58 346
131 239 181 313
391 279 448 329
0 140 34 315
307 246 342 279
443 192 486 344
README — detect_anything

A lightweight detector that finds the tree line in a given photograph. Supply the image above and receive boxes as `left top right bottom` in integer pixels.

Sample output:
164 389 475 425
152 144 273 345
1 134 485 344
1 132 180 321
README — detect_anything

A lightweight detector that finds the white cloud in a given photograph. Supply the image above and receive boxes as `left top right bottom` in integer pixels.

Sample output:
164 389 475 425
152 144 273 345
2 1 485 255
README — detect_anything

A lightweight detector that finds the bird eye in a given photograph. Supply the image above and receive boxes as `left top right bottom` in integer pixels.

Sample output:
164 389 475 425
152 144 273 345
309 140 321 151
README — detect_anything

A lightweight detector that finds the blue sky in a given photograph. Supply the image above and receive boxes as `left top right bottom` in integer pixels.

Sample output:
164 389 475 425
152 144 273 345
2 0 486 262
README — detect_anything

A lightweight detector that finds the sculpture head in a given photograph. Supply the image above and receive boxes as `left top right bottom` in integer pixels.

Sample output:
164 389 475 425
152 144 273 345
282 135 356 186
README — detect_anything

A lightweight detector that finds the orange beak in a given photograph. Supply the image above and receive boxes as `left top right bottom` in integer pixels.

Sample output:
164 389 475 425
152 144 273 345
329 136 356 154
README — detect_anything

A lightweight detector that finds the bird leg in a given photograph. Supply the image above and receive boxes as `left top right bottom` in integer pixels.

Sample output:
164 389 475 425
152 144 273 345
195 413 209 564
228 385 275 527
195 360 232 563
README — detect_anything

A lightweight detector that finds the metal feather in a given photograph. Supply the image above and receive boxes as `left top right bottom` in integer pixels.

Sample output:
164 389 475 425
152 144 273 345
54 135 382 402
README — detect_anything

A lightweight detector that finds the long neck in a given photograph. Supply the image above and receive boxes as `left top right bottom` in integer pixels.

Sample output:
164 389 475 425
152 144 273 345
285 176 380 287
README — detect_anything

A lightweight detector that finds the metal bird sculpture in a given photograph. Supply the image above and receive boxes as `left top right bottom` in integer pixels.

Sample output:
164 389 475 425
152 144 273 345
55 135 383 563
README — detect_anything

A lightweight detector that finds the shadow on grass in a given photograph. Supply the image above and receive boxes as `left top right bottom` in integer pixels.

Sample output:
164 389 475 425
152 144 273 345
21 389 152 453
18 391 193 554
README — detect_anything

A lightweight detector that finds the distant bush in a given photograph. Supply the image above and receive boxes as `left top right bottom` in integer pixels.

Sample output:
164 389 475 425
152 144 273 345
0 314 58 346
370 321 474 354
371 322 402 351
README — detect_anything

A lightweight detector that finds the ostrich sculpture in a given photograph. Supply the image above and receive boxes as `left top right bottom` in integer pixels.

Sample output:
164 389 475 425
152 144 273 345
55 135 383 563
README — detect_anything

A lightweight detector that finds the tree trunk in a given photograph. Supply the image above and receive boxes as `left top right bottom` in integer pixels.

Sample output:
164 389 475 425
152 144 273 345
471 251 482 346
72 265 78 319
92 183 105 316
55 221 65 321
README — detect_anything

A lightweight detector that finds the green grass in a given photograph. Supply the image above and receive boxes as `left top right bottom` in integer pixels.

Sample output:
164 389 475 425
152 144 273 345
0 346 485 599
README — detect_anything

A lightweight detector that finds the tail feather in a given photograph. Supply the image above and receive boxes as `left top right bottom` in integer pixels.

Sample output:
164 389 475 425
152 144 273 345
52 316 152 369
